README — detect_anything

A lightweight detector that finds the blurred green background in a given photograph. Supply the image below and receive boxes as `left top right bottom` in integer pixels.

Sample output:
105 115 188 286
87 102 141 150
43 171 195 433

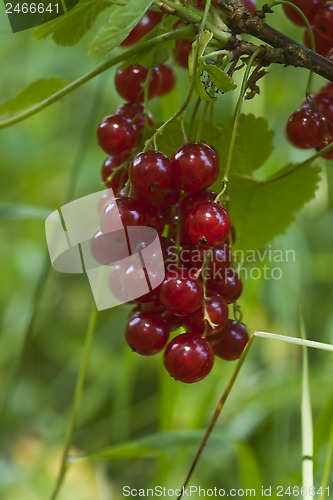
0 1 332 498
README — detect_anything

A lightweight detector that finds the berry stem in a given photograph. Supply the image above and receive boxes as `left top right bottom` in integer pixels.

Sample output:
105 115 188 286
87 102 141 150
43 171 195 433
144 0 213 151
188 97 202 139
49 309 98 500
269 1 316 96
177 329 333 498
215 47 261 204
0 25 193 129
176 333 255 499
195 101 209 141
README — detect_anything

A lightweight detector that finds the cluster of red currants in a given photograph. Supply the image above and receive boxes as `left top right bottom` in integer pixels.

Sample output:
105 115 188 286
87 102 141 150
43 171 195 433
283 0 333 58
283 2 333 158
92 4 252 384
286 82 333 159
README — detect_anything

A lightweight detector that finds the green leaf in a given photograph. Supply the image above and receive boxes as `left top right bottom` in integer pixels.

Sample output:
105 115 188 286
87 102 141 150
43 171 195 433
188 31 215 102
236 442 264 489
0 78 67 117
204 63 237 94
35 0 110 46
88 0 154 62
0 205 52 220
208 114 274 176
188 30 236 101
228 163 321 250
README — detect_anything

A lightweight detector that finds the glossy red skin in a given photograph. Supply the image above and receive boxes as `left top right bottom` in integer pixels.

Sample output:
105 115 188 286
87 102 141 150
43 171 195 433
129 150 173 195
313 3 333 40
159 270 204 316
209 268 243 304
171 142 219 193
100 196 147 233
179 244 231 278
121 11 163 47
115 102 154 129
181 190 217 216
173 39 193 68
185 201 231 248
243 0 256 12
125 311 169 355
115 64 160 102
90 229 128 265
164 333 214 383
182 294 228 335
208 320 249 360
156 64 176 96
145 184 181 209
97 115 139 155
313 93 333 123
283 0 324 26
101 155 129 194
286 107 326 149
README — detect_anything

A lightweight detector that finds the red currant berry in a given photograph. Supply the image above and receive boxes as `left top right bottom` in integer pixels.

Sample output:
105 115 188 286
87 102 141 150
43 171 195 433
185 201 230 248
286 107 326 148
303 26 332 56
313 3 333 41
145 184 181 209
209 268 243 304
129 150 173 195
243 0 256 12
163 310 183 332
155 64 176 96
171 142 219 193
145 207 165 234
182 294 228 336
283 0 323 26
97 115 139 155
313 92 333 123
101 155 128 194
164 333 214 383
125 310 169 355
100 196 147 233
115 102 154 129
160 270 204 316
121 11 163 47
208 319 249 360
115 65 160 102
173 39 193 68
181 189 217 216
179 244 231 278
90 229 128 265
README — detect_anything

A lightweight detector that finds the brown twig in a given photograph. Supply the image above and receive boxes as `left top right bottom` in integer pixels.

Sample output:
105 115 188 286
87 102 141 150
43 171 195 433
214 0 333 81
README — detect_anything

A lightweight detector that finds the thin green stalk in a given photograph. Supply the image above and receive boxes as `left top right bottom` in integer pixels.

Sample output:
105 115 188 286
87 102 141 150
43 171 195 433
49 308 98 500
153 0 230 43
253 331 333 351
144 0 213 150
215 48 261 204
177 329 333 499
269 1 315 95
176 334 256 500
195 101 209 141
0 26 192 129
321 416 333 500
300 318 314 500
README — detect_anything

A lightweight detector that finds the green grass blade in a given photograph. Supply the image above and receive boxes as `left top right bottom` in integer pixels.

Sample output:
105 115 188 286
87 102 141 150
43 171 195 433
300 319 314 499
